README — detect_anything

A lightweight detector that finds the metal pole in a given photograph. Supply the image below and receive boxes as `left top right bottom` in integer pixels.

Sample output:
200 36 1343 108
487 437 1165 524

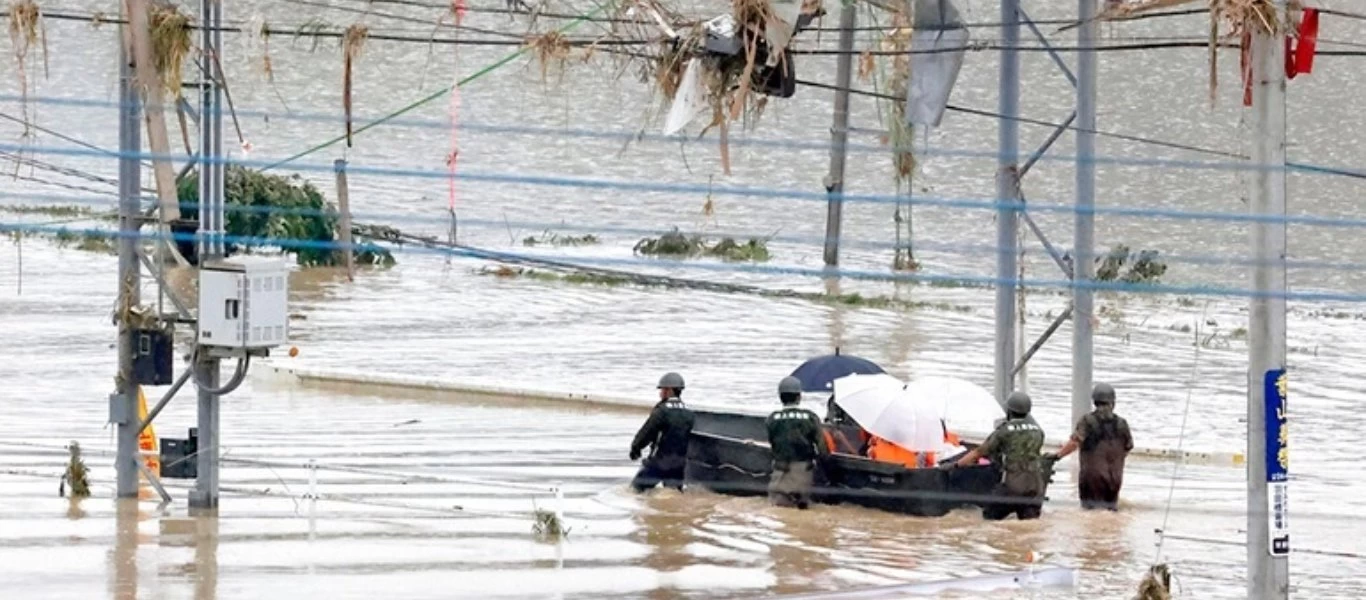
191 0 225 511
1073 0 1098 427
115 5 144 499
993 0 1021 407
335 159 354 281
1247 2 1290 597
821 0 856 267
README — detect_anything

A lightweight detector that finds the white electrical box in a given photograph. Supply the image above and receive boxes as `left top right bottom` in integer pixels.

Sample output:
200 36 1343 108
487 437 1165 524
197 256 290 350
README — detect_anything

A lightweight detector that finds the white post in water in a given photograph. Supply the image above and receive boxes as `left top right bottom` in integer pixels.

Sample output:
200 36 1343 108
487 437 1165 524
1247 2 1290 598
1072 0 1098 427
307 459 318 541
993 0 1021 407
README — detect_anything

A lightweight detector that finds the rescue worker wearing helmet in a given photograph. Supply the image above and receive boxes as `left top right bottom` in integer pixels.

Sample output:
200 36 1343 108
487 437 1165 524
1048 382 1134 510
766 376 828 509
629 372 696 492
941 391 1047 520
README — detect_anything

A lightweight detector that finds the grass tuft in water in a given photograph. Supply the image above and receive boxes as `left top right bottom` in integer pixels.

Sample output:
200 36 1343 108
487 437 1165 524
531 508 569 541
61 441 91 499
1135 563 1172 600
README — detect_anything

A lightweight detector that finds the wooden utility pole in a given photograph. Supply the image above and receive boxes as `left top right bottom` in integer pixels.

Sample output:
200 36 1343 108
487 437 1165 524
125 0 181 223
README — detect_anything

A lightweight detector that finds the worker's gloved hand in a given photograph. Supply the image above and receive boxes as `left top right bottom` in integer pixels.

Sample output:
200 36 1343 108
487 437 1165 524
629 449 641 461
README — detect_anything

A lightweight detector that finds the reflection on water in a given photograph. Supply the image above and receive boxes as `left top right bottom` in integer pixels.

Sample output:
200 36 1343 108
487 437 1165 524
193 512 219 600
111 500 138 600
633 491 707 600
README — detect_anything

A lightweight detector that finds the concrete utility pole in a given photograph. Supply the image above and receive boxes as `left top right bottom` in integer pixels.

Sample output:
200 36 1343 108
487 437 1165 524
114 4 144 499
992 0 1021 406
335 159 354 281
1247 1 1290 597
190 0 226 510
1072 0 1098 426
822 1 856 267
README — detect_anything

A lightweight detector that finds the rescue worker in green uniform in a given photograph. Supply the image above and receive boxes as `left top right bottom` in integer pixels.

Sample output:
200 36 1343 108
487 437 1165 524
629 372 696 493
766 376 827 509
1048 382 1134 510
941 391 1046 520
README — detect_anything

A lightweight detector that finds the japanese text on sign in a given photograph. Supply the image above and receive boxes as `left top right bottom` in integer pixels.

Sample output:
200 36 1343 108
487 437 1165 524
1265 369 1287 482
1265 369 1289 557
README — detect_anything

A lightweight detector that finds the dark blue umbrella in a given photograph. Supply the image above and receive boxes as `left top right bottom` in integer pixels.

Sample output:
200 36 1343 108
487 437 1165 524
789 348 886 393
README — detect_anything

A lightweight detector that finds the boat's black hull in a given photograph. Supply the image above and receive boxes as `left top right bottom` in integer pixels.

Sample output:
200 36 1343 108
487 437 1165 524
684 410 1057 517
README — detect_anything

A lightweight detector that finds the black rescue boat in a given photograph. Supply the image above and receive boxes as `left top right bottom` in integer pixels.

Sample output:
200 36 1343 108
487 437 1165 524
684 410 1058 517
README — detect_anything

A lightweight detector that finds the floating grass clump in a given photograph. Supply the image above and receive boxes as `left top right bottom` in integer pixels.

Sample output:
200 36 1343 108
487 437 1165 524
1095 245 1168 285
482 265 630 287
522 230 600 247
633 228 771 262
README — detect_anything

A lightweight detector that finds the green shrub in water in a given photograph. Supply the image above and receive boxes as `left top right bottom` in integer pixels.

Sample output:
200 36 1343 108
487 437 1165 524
178 166 394 267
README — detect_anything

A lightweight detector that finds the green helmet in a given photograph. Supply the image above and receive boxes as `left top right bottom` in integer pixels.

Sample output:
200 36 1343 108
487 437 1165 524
1092 383 1116 405
657 372 685 389
1005 391 1032 416
778 376 803 396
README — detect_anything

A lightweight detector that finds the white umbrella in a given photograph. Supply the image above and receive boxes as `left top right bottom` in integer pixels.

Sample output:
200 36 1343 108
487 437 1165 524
832 374 946 452
903 376 1004 440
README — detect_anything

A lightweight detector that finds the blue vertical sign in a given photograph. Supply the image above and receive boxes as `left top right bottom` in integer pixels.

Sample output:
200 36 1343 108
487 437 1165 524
1265 368 1289 556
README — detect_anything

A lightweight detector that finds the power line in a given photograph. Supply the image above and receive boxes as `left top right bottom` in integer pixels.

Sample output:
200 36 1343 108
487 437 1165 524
11 8 1366 56
5 145 1366 231
10 95 1366 182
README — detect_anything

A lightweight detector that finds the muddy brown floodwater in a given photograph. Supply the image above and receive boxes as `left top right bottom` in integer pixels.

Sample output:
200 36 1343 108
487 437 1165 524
4 0 1366 597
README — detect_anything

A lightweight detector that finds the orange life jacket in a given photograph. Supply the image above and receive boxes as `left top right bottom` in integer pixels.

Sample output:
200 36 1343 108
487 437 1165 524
867 436 931 468
867 431 963 469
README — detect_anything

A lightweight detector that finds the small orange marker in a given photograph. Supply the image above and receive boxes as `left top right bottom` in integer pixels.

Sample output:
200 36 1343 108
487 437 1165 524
288 346 300 357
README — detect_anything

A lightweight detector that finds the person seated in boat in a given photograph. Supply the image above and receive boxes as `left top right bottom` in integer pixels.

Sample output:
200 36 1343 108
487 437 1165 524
940 391 1047 521
825 394 851 425
865 421 963 469
767 376 828 509
821 393 872 455
628 372 696 493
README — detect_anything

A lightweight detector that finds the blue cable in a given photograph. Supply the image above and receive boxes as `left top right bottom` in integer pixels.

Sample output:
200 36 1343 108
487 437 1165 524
4 190 1365 273
3 221 1363 304
3 142 1363 229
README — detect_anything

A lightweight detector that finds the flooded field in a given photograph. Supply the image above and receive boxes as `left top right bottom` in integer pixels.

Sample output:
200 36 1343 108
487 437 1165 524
3 0 1366 598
